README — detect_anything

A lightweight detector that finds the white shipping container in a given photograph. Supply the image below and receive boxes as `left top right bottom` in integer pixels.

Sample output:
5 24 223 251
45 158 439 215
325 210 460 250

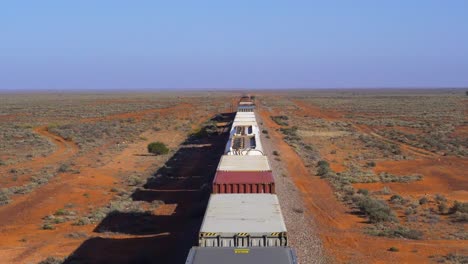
217 155 271 171
199 194 287 247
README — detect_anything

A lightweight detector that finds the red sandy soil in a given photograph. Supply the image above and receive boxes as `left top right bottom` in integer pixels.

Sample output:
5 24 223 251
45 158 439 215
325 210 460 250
258 100 468 263
0 102 216 263
354 157 468 201
0 126 79 187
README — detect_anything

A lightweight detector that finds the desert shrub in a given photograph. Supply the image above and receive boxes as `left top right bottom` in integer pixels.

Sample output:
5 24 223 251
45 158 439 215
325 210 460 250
357 189 369 196
316 160 331 177
0 189 10 206
425 213 440 224
272 150 279 156
434 194 447 203
147 142 169 155
280 126 300 141
419 197 428 205
380 186 393 195
38 256 63 264
449 201 468 222
390 195 405 204
271 115 289 126
438 202 448 214
73 217 91 226
450 201 468 214
366 161 376 167
404 207 417 216
379 172 422 183
367 225 423 240
41 223 55 230
57 163 71 173
127 175 144 186
262 129 268 134
66 232 88 239
54 208 73 216
357 197 397 223
452 212 468 222
439 253 468 263
388 247 399 252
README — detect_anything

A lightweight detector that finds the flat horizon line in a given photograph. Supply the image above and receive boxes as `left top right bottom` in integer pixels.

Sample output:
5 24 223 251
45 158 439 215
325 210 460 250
1 86 467 94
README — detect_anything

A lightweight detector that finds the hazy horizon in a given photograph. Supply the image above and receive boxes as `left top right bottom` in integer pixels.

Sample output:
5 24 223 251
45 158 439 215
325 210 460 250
2 1 468 90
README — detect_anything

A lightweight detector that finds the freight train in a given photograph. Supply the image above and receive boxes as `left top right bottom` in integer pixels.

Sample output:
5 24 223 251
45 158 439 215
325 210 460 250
185 96 298 264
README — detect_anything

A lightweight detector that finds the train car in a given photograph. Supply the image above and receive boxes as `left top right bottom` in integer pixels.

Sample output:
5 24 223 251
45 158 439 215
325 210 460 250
199 194 287 247
185 247 297 264
213 155 274 194
225 113 263 155
185 96 293 264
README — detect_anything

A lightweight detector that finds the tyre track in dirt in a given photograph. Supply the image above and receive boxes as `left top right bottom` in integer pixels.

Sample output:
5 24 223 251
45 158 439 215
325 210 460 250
0 103 222 263
1 126 78 173
292 100 439 159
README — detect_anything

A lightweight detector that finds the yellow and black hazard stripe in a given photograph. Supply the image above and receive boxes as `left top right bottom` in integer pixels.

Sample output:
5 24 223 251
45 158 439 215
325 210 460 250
234 248 250 254
236 232 249 237
200 232 218 237
270 232 281 237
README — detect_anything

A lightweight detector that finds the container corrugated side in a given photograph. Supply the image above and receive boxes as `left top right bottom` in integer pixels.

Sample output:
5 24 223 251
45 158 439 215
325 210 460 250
233 117 257 123
185 247 298 264
199 194 287 247
213 171 275 194
217 155 271 171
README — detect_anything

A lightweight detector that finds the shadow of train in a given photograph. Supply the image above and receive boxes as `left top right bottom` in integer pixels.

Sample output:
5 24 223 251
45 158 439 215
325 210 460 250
64 113 234 264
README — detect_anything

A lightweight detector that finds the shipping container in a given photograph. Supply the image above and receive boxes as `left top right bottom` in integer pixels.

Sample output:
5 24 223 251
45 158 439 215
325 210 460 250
213 171 275 194
185 247 297 264
217 155 271 171
199 194 287 247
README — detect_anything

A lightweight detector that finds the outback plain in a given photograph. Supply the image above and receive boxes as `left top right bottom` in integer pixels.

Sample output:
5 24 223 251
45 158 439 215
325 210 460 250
0 89 466 264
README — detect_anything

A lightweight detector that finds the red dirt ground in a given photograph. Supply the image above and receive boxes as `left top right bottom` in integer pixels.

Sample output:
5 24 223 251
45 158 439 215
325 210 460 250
258 99 468 263
0 102 219 263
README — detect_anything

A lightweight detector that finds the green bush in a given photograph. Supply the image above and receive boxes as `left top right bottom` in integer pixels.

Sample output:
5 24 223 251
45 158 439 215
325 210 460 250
388 247 399 252
358 197 397 223
147 142 169 155
316 160 331 177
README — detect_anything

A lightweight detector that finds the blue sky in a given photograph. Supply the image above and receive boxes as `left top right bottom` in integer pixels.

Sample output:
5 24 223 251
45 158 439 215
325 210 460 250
1 0 467 90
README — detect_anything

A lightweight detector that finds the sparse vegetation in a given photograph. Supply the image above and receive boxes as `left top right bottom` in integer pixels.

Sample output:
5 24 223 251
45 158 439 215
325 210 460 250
270 115 289 126
367 224 423 240
0 189 10 206
38 256 63 264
